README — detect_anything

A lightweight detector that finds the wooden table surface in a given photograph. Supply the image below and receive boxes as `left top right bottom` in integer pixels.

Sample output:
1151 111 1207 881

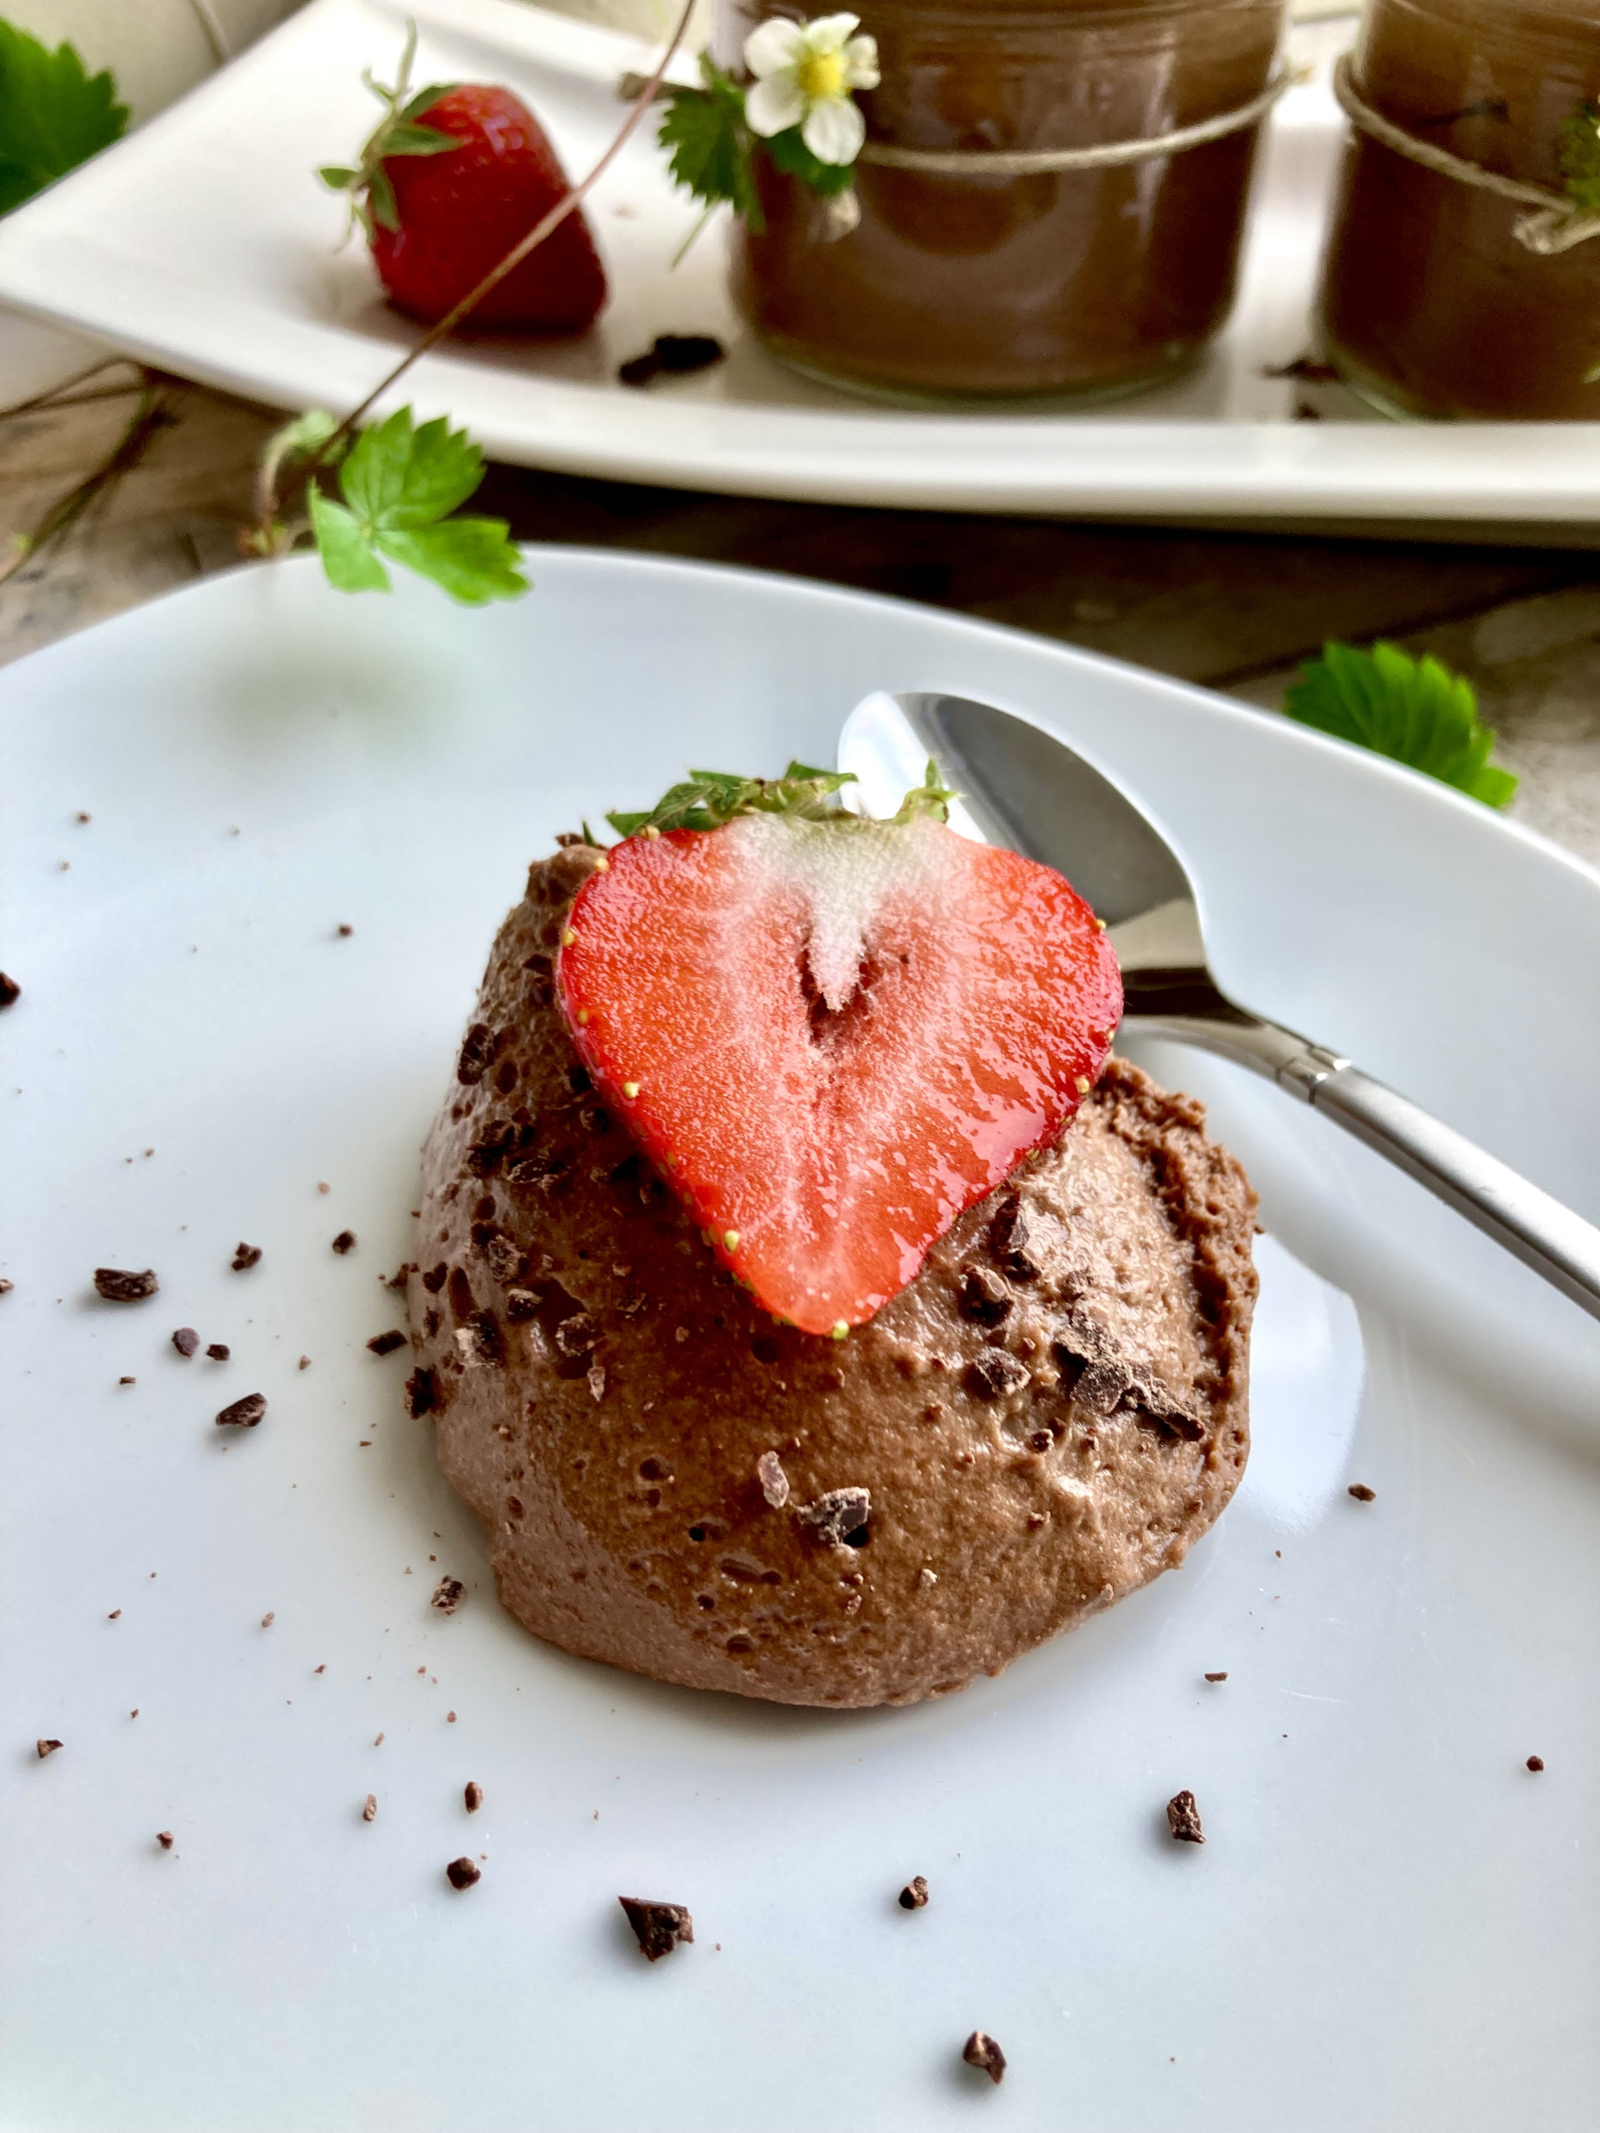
4 365 1599 868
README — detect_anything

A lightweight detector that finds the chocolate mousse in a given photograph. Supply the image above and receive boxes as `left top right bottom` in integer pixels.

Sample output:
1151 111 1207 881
405 844 1257 1709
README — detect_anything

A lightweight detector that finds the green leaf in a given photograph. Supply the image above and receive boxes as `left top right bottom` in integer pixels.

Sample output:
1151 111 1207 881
607 763 863 836
400 82 459 122
268 407 345 466
308 488 392 593
374 519 528 604
0 21 128 218
891 756 957 824
318 164 359 190
658 59 763 228
1558 102 1600 215
765 123 858 198
1283 641 1517 808
307 406 528 605
379 121 460 158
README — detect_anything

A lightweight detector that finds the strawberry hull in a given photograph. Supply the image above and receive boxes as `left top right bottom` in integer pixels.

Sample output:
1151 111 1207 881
557 814 1122 1334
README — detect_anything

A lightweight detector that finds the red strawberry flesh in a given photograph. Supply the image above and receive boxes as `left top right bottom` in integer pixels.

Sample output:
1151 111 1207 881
372 85 607 332
557 814 1122 1336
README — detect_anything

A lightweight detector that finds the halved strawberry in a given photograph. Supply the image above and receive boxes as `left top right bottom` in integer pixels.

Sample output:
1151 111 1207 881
557 767 1121 1338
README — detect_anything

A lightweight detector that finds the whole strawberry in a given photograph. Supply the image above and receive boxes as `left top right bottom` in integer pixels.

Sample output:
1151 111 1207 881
321 30 607 334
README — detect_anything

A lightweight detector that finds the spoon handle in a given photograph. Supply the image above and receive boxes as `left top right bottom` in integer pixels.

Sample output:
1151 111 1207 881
1125 1006 1600 1323
1307 1063 1600 1323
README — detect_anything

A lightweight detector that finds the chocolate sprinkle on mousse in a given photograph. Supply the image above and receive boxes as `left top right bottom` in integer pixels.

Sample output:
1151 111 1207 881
332 1230 357 1255
216 1393 267 1429
797 1487 871 1549
964 1348 1030 1401
963 2032 1006 2085
405 1368 438 1418
367 1330 406 1357
231 1243 262 1272
36 1738 62 1758
958 1264 1013 1326
1167 1789 1206 1843
456 1022 494 1086
94 1267 159 1303
757 1450 790 1508
1347 1483 1376 1502
431 1576 465 1614
172 1327 200 1358
989 1192 1040 1281
619 1896 694 1960
898 1876 929 1910
446 1856 481 1890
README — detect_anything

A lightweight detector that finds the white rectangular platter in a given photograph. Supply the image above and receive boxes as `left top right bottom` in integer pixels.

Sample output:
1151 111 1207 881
0 0 1596 525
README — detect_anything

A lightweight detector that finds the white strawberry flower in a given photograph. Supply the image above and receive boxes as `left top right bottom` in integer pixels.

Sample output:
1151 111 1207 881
743 12 881 167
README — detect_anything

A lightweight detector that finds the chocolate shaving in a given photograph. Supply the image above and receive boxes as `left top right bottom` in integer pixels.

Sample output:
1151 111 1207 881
405 1367 438 1419
94 1267 158 1302
215 1392 267 1429
156 1831 174 1851
619 1896 694 1960
963 2032 1006 2085
362 1794 377 1822
0 972 20 1009
619 333 726 388
757 1450 790 1509
464 1781 483 1813
964 1349 1030 1401
958 1264 1013 1326
1166 1789 1205 1843
1527 1755 1545 1772
455 1311 504 1368
230 1243 262 1272
445 1856 481 1890
171 1326 200 1357
367 1330 406 1357
898 1875 929 1909
797 1486 870 1548
422 1263 448 1293
504 1287 538 1324
1204 1671 1228 1683
554 1311 597 1358
431 1576 465 1614
989 1193 1040 1281
35 1738 62 1758
331 1230 356 1255
456 1022 493 1086
1348 1483 1376 1502
206 1343 230 1361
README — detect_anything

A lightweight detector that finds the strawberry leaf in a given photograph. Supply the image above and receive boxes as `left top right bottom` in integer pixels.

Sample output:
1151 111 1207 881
1559 102 1600 215
0 21 128 218
607 761 916 836
320 24 460 236
308 407 528 605
658 59 763 229
765 123 857 198
1284 642 1517 808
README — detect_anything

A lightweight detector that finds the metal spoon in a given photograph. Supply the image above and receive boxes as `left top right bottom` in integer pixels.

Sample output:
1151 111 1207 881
839 687 1600 1323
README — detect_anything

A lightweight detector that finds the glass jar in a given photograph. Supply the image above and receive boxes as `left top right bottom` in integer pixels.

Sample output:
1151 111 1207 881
716 0 1288 405
1318 0 1600 420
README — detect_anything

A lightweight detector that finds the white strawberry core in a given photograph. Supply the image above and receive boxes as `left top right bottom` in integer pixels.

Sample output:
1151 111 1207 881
733 813 945 1009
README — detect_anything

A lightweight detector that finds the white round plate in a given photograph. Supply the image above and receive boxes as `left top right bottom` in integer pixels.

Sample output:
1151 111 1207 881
2 0 1599 525
3 550 1598 2132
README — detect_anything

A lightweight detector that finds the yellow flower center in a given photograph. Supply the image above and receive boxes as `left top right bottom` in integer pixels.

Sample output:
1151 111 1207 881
796 48 846 103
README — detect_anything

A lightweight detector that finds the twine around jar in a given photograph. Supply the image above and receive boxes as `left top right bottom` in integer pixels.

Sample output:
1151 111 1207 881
855 61 1302 175
1331 51 1600 255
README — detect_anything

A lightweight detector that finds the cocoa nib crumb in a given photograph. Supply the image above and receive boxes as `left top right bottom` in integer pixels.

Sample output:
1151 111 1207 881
797 1486 871 1549
455 1312 504 1368
331 1230 356 1255
0 972 20 1008
1167 1790 1205 1843
172 1327 200 1358
1348 1483 1377 1502
367 1330 406 1357
206 1343 230 1362
405 1367 438 1419
757 1450 790 1509
95 1267 159 1302
964 1349 1030 1401
35 1738 62 1758
554 1311 598 1358
619 1896 694 1960
230 1243 262 1272
362 1794 378 1823
119 1376 136 1386
298 1355 311 1370
505 1287 538 1324
216 1392 267 1429
898 1875 929 1910
989 1192 1040 1281
431 1577 465 1614
156 1831 175 1851
958 1263 1012 1326
445 1856 481 1890
464 1780 484 1813
963 2032 1006 2085
1527 1755 1545 1772
0 1278 11 1295
1204 1671 1228 1683
336 924 354 938
383 1263 412 1292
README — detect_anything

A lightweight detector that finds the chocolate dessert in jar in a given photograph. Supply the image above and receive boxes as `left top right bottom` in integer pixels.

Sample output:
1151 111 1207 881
1318 0 1600 419
719 0 1290 404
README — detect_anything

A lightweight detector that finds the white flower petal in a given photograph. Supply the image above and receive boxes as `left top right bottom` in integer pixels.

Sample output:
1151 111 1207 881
806 12 861 51
746 71 806 137
802 92 865 164
744 16 807 76
842 35 879 88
